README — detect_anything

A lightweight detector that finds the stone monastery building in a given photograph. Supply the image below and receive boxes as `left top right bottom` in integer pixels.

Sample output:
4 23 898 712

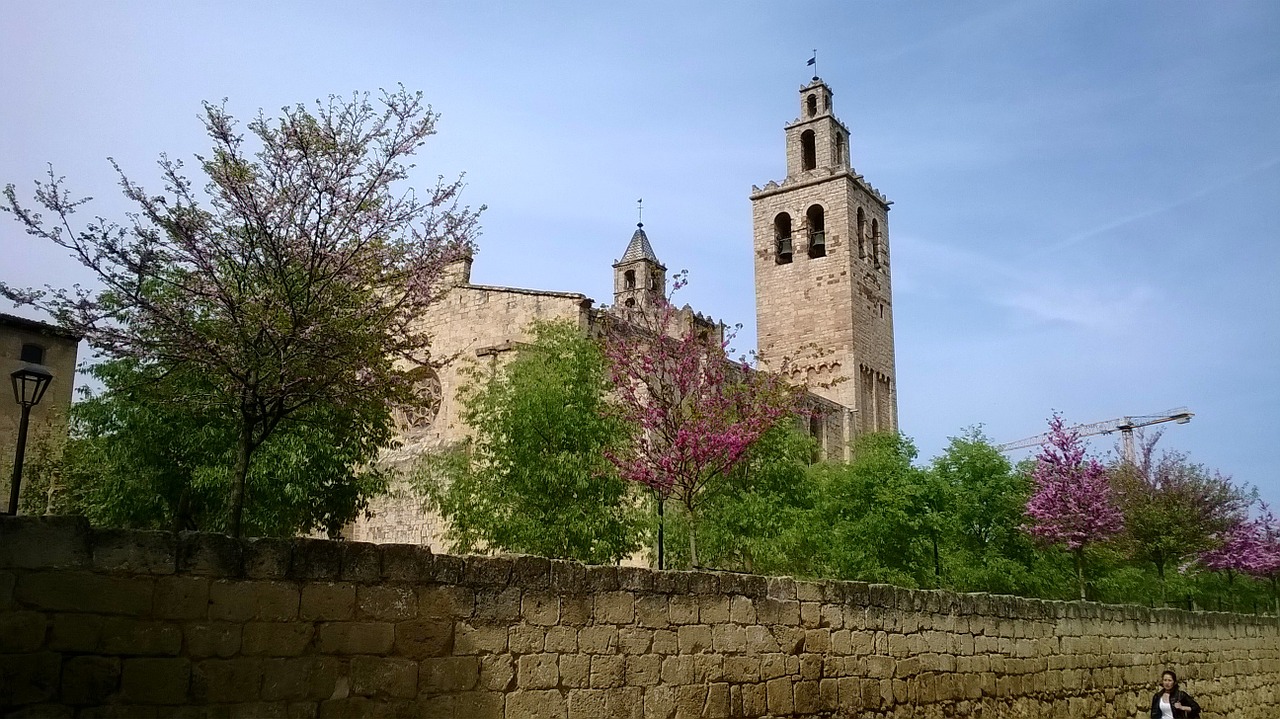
347 77 898 547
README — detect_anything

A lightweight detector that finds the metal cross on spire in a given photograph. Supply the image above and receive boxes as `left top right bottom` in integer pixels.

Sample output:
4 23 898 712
637 198 643 227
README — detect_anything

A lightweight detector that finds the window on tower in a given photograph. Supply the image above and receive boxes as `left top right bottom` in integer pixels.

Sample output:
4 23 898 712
806 204 826 259
624 269 636 289
806 94 817 117
856 208 866 259
774 213 793 265
834 132 845 166
801 130 816 171
871 218 881 268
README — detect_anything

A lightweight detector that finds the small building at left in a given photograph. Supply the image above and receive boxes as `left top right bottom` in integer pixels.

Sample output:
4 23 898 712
0 313 80 513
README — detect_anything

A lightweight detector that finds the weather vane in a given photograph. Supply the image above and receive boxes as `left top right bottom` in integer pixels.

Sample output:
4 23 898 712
637 198 643 227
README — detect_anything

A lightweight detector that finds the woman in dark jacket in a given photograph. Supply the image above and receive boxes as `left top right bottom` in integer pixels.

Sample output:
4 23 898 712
1150 669 1200 719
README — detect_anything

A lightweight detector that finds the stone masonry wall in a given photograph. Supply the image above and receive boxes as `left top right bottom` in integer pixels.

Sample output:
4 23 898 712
2 516 1277 718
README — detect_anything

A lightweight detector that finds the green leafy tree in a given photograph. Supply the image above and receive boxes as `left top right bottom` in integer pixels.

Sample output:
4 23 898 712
418 321 641 564
809 433 934 586
52 357 391 537
928 428 1064 596
3 88 480 536
675 424 818 575
1112 433 1252 604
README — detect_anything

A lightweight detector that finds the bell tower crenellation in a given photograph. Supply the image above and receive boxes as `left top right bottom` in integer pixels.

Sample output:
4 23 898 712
750 76 898 453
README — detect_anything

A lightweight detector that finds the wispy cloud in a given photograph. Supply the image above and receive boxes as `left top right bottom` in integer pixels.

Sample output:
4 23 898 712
896 234 1158 333
1029 156 1280 259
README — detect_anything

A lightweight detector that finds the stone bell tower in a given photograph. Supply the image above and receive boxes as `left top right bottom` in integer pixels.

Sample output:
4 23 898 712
749 76 898 439
612 222 666 314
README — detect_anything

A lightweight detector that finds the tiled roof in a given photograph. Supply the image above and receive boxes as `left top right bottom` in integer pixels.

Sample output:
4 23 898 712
618 224 660 264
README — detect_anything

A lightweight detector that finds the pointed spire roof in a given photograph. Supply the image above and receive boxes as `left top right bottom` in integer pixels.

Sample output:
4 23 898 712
617 223 661 265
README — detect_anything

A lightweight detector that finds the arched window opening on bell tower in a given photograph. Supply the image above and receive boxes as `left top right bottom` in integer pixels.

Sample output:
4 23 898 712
801 130 816 171
624 269 636 290
806 94 817 117
806 205 826 259
856 208 866 259
871 218 882 268
774 213 793 265
650 270 661 291
834 133 845 166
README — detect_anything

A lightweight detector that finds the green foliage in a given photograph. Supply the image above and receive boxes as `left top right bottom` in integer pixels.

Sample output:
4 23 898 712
666 423 818 574
417 321 641 564
51 357 391 537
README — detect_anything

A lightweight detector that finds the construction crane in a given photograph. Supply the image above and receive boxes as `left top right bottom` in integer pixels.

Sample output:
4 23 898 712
995 407 1194 464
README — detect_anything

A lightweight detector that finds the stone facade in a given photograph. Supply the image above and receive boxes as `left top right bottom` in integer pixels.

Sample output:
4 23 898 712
0 314 80 514
351 76 898 544
3 517 1278 717
750 77 898 440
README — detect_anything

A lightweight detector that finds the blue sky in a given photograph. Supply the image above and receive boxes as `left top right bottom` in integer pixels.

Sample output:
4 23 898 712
3 2 1278 505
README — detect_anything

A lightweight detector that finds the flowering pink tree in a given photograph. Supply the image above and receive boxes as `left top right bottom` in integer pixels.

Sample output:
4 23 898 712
602 281 803 569
1201 504 1280 613
1023 414 1125 599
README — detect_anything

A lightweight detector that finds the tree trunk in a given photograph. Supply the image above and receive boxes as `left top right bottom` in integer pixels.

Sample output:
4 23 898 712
1155 554 1166 606
228 420 254 538
1074 547 1086 601
931 531 941 587
656 495 665 571
687 509 699 569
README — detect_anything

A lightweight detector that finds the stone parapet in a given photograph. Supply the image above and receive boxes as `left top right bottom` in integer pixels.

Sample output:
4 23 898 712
1 516 1277 716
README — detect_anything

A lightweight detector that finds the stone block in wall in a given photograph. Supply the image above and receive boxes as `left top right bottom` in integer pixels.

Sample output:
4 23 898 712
455 622 508 655
506 689 565 719
183 622 241 659
16 572 152 616
260 657 342 702
511 555 551 589
153 576 209 620
120 657 190 704
417 585 473 620
301 583 355 622
100 618 182 656
60 655 121 706
0 516 90 570
420 656 479 694
91 529 176 575
243 538 293 580
462 556 512 588
589 655 624 689
288 538 343 582
0 651 61 705
583 566 619 593
428 554 464 585
316 622 394 655
209 580 298 622
473 656 515 696
357 585 416 622
393 619 453 659
178 531 243 577
522 592 560 626
350 656 418 700
578 625 618 655
474 587 521 624
379 544 433 585
550 560 586 593
0 610 47 653
190 657 263 703
594 592 634 625
544 625 577 654
338 542 381 584
241 622 314 657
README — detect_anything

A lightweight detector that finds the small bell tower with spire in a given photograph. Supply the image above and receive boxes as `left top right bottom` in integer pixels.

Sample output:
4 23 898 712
613 200 667 313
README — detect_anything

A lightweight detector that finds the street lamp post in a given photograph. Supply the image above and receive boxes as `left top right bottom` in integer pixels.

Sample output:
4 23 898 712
8 364 53 515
